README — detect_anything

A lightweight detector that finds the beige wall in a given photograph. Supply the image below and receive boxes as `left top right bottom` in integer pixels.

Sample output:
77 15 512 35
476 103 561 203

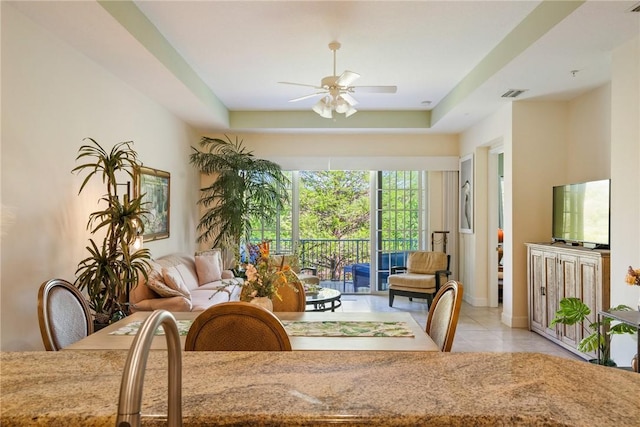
610 35 640 365
1 4 201 351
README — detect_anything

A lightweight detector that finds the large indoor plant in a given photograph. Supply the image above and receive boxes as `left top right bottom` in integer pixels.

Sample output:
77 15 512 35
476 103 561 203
189 135 289 256
73 138 151 325
550 297 637 366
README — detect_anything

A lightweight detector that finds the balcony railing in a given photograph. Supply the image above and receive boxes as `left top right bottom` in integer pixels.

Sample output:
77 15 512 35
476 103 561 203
298 239 370 282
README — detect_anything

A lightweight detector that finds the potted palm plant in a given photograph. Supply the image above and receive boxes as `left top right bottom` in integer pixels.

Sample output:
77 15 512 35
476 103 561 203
73 138 151 326
189 135 289 259
550 297 637 366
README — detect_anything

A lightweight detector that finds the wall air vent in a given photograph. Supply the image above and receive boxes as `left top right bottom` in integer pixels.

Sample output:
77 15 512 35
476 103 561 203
501 89 528 98
630 2 640 12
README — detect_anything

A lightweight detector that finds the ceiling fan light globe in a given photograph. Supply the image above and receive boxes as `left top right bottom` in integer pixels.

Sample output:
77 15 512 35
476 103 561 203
335 99 349 114
345 106 357 118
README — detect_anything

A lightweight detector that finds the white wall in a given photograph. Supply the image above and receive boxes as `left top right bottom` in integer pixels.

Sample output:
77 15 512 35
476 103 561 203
610 35 640 365
0 4 200 351
459 105 513 317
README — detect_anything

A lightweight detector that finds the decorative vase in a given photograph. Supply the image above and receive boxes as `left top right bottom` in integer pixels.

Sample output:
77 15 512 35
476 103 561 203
250 296 273 312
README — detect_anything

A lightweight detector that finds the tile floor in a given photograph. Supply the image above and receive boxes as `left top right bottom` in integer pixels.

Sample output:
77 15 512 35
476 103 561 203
337 293 583 361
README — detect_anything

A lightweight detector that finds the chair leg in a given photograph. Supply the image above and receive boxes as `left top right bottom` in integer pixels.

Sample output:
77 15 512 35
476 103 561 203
389 290 395 307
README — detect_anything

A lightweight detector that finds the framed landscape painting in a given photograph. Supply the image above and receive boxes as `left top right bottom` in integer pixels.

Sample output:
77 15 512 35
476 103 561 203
135 166 170 241
459 154 473 234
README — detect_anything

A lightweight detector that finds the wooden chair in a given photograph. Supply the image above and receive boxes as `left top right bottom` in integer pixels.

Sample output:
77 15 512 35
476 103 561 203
425 280 464 352
272 279 306 312
388 251 451 307
185 301 292 351
37 279 93 351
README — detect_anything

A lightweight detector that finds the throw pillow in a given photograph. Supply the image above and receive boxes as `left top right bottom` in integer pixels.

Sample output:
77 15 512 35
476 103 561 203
145 269 184 298
175 263 199 290
162 266 192 298
195 252 223 285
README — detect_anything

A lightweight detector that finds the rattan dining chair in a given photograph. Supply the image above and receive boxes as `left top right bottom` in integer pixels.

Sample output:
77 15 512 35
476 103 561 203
425 280 463 352
37 279 94 351
272 279 306 312
185 301 292 351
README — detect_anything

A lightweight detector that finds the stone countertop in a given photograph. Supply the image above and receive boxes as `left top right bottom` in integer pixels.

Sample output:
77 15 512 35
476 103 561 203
1 351 639 426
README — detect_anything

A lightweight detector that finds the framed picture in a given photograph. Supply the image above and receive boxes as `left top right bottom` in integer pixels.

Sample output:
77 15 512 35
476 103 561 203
135 166 170 241
459 153 474 233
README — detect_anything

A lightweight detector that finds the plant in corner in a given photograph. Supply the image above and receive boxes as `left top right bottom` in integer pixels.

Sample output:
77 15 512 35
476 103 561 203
189 135 289 259
550 297 637 366
73 138 151 326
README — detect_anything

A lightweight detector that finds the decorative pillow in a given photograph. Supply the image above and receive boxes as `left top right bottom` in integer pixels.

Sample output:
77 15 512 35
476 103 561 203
195 253 223 285
162 266 191 298
145 269 184 298
175 263 199 290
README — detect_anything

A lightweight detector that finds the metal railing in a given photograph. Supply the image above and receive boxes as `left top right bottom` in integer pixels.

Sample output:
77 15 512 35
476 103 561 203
298 239 370 282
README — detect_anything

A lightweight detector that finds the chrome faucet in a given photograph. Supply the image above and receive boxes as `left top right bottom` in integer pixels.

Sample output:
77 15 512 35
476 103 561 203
116 310 182 427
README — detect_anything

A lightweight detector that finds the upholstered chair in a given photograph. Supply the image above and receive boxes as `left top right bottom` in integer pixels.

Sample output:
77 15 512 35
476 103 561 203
425 280 464 352
38 279 94 351
388 251 451 307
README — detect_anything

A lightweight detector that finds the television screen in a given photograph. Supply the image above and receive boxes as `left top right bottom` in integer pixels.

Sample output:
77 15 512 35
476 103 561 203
552 179 610 247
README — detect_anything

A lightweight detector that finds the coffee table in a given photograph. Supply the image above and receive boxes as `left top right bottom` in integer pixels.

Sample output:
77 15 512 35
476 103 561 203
305 288 342 312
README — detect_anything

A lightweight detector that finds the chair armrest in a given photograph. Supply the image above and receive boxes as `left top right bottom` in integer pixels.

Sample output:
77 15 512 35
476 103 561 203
434 269 452 292
390 266 407 274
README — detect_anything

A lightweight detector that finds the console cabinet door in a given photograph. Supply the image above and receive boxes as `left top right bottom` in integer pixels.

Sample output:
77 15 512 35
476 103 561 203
528 247 557 338
557 253 580 349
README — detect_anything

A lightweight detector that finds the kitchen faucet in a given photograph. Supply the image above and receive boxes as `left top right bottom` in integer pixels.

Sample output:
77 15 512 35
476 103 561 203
116 310 182 427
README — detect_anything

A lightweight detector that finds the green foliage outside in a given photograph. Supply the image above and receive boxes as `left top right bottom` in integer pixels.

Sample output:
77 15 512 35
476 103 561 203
299 171 370 240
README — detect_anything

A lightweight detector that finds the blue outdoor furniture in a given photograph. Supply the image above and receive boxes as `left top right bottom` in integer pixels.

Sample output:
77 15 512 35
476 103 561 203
345 252 408 292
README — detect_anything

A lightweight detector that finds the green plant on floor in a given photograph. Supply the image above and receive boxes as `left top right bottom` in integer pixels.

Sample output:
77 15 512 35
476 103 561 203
189 135 289 259
73 138 151 325
550 297 637 366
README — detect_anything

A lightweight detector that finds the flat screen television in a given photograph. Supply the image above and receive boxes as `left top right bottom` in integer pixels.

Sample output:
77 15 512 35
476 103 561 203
552 179 610 249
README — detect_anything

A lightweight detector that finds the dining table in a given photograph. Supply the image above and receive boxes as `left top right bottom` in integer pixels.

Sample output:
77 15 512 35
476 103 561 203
63 310 439 352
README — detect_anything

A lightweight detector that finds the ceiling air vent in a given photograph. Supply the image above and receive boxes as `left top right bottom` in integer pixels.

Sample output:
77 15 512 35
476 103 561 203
630 2 640 12
501 89 528 98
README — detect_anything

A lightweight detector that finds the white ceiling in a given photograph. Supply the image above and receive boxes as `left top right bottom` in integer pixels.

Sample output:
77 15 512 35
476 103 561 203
10 1 640 133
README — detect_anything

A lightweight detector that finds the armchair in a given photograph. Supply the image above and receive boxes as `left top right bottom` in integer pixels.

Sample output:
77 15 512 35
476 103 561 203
388 251 451 308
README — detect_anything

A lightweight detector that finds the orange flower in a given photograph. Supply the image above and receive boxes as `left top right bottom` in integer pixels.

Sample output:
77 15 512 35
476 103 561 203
625 266 640 286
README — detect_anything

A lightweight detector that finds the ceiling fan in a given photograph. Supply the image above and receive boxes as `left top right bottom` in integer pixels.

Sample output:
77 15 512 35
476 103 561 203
279 42 397 118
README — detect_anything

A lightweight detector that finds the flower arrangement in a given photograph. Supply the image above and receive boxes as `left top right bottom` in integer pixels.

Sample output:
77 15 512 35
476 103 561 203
241 241 299 301
625 266 640 286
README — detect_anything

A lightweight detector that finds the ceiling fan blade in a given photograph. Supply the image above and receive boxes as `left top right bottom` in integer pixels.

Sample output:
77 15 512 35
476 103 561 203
340 93 358 106
278 81 322 89
335 70 360 87
352 85 397 94
289 92 325 102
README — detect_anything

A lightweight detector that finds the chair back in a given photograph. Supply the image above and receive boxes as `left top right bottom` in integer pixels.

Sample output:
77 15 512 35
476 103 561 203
185 301 292 351
38 279 93 351
272 280 306 312
407 251 448 274
425 280 463 352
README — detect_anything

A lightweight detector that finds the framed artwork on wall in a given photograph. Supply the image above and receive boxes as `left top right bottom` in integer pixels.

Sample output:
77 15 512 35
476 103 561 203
459 154 474 234
135 166 170 241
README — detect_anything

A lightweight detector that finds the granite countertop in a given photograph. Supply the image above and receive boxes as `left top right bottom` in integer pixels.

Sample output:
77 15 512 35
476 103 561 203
1 351 639 426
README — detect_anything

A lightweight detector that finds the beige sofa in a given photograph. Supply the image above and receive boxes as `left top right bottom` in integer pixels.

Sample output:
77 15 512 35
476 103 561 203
129 252 242 312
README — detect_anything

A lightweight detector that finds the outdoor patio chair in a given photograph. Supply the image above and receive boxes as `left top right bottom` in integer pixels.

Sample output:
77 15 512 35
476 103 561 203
272 279 306 312
37 278 94 351
185 301 292 351
425 280 464 352
388 251 451 307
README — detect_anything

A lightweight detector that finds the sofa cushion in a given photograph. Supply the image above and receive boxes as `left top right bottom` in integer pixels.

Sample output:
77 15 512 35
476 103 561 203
195 253 223 285
132 295 192 312
162 266 192 298
175 263 199 291
146 269 185 298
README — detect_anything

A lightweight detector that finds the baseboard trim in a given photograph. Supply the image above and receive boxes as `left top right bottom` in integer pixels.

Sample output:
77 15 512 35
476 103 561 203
501 312 529 328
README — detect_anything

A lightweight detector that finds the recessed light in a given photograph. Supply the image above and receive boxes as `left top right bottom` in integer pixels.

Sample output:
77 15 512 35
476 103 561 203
421 100 432 106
